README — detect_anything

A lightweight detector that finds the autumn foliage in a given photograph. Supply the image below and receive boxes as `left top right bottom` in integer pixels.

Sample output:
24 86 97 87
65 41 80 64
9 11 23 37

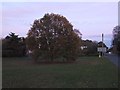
26 13 81 62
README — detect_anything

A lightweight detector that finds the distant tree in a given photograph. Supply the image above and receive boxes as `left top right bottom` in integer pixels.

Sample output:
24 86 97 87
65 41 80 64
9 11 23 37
2 32 26 57
26 13 81 62
80 40 98 56
112 25 120 54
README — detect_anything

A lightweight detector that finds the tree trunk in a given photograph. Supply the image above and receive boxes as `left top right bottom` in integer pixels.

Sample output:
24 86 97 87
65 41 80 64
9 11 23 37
50 54 54 62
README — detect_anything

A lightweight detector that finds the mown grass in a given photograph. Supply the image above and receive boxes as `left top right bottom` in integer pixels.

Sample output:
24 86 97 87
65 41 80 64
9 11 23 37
2 56 118 88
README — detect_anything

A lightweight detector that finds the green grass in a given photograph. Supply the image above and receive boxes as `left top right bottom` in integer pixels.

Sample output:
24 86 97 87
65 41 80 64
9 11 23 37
2 56 118 88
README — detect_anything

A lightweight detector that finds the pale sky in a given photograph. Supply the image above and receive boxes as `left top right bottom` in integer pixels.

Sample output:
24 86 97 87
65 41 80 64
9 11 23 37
1 2 118 47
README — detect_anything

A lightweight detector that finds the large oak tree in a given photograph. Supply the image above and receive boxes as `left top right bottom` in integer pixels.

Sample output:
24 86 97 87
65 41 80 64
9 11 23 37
26 13 81 62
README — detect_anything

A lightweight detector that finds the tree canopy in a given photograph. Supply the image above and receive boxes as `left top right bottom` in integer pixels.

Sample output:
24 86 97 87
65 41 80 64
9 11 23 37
80 40 98 56
112 25 120 54
26 13 81 62
2 32 26 57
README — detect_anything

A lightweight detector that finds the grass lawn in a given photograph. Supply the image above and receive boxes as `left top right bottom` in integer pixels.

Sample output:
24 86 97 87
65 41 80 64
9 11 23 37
2 56 118 88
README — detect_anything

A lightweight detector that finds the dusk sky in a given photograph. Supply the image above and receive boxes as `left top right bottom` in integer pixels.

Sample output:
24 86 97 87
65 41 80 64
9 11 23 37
2 2 118 47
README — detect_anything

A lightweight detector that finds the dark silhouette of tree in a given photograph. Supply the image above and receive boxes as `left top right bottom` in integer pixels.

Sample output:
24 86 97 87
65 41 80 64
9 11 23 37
2 32 26 57
26 13 81 62
112 25 120 54
80 40 98 56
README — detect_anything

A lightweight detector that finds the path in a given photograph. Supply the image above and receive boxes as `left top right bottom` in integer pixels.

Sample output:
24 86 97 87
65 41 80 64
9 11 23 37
104 53 120 69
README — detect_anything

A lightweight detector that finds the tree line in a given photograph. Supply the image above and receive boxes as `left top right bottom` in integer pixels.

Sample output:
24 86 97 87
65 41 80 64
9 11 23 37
2 13 119 62
2 32 26 57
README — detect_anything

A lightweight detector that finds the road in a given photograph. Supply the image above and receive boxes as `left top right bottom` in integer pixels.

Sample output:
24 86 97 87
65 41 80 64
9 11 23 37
104 53 120 68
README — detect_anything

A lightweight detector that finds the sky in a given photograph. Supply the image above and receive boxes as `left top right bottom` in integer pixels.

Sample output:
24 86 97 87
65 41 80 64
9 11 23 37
1 2 118 47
